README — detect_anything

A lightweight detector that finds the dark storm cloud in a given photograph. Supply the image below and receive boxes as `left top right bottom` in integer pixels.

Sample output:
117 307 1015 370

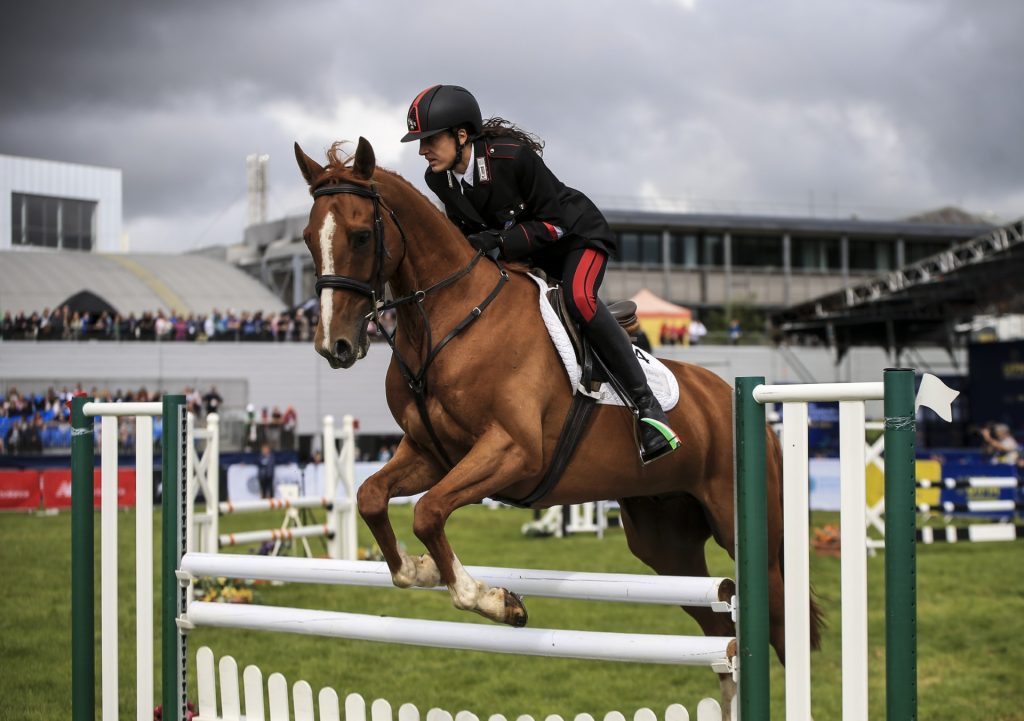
1 0 1020 251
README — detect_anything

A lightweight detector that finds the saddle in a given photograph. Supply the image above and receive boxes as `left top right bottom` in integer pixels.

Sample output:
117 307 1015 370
547 287 638 393
489 278 639 508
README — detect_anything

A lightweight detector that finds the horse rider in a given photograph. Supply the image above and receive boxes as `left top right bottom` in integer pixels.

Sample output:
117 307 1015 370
400 84 680 463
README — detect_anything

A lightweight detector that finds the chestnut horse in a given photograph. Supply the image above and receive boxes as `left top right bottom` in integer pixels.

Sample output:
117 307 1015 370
295 138 821 713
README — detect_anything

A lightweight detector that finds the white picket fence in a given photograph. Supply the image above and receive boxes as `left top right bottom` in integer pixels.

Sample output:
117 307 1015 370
193 646 725 721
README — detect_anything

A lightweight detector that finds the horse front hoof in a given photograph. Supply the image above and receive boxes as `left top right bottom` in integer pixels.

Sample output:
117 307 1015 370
504 589 529 627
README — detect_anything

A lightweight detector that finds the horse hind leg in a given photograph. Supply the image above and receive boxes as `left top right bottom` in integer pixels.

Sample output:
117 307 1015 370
619 495 738 720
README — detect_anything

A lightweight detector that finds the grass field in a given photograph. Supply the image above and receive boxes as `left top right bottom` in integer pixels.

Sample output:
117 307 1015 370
1 504 1022 721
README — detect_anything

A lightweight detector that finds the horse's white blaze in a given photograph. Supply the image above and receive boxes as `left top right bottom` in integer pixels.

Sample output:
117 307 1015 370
318 212 337 355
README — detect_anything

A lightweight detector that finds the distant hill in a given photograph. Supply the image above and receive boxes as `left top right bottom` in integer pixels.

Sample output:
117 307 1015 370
902 206 995 226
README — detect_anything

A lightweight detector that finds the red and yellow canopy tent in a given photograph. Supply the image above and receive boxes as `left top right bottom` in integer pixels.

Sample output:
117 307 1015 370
630 289 692 348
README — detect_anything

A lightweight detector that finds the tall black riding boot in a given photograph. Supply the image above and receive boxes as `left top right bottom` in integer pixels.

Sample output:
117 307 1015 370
584 302 680 463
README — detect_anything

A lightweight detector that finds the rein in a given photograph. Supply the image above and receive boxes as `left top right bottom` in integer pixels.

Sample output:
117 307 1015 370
312 181 509 470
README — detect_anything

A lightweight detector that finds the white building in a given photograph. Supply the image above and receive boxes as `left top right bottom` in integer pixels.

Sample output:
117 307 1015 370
0 154 122 252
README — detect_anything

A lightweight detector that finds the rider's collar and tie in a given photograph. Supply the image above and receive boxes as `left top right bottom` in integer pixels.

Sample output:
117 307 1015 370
454 144 474 194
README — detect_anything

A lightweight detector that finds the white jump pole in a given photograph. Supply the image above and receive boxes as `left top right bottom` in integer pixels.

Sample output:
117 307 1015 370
780 400 812 721
753 382 884 404
100 413 118 721
219 497 334 513
186 602 736 669
323 415 339 559
135 414 153 721
204 414 219 554
323 414 357 560
840 400 869 721
218 525 332 548
180 552 735 609
185 412 196 555
340 415 357 560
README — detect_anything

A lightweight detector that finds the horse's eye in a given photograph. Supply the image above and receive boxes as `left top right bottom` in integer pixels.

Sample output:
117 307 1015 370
351 230 372 248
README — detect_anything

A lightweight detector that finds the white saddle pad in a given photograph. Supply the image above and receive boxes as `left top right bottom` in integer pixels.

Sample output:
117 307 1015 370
529 274 679 410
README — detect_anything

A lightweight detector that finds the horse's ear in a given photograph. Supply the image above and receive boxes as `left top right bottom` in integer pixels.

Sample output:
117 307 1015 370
294 142 324 187
352 137 376 180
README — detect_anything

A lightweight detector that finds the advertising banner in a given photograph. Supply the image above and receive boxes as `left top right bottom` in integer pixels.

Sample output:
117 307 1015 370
225 463 304 503
225 461 387 503
0 470 41 511
41 468 136 509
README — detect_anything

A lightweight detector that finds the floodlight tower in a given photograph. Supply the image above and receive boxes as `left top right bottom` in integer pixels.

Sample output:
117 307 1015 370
246 154 269 227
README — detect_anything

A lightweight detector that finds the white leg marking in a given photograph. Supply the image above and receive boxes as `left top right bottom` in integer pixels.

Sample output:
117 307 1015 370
318 212 336 355
447 556 510 622
392 552 440 588
449 556 483 611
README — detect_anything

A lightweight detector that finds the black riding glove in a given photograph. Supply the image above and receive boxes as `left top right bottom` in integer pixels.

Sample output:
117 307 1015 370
467 230 502 253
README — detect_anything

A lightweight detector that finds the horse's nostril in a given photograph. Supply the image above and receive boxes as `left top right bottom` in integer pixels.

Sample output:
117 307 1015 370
334 339 352 359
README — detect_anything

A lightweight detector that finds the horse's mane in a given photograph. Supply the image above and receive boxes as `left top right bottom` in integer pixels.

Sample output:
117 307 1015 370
313 142 443 214
305 141 372 193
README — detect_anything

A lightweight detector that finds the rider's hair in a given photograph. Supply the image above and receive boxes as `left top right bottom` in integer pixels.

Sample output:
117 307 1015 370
474 117 545 156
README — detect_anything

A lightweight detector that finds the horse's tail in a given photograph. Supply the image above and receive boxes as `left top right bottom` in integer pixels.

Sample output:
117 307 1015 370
766 423 826 651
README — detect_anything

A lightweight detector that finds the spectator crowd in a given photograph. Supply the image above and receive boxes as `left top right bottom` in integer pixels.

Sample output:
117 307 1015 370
0 306 398 343
0 384 227 455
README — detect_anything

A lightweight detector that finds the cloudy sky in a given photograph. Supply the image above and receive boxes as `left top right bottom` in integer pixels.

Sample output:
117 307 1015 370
2 1 1021 253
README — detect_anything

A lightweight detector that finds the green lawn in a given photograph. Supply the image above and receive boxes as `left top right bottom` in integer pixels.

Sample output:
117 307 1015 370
1 505 1022 720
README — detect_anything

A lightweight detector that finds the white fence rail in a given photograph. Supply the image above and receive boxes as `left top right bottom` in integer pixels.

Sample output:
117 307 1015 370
193 646 726 721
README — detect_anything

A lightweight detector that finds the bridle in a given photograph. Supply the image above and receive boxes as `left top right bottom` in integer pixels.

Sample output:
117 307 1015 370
310 181 508 469
312 182 396 302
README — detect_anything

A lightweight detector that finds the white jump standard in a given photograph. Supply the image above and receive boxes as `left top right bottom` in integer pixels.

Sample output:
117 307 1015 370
71 370 941 721
187 413 359 560
71 394 736 721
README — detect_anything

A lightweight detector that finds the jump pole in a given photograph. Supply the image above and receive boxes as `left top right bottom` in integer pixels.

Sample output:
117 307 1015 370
735 369 919 720
70 395 187 721
70 396 94 721
734 377 770 721
162 395 189 721
883 369 917 721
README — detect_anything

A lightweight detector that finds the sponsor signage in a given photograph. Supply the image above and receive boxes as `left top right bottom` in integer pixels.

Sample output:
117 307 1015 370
0 470 42 511
41 468 137 509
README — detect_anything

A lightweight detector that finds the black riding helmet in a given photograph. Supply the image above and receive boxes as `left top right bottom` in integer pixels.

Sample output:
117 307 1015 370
401 85 482 143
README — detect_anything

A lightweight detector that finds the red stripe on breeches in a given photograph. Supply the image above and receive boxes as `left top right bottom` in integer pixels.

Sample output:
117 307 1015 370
571 249 605 323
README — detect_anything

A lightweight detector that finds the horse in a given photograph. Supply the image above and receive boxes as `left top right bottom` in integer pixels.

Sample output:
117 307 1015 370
294 138 822 715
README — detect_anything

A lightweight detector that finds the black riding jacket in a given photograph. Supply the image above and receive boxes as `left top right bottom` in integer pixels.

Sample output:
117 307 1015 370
424 138 618 266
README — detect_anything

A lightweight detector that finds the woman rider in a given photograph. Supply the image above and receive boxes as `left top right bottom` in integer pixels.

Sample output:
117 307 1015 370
400 84 679 464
